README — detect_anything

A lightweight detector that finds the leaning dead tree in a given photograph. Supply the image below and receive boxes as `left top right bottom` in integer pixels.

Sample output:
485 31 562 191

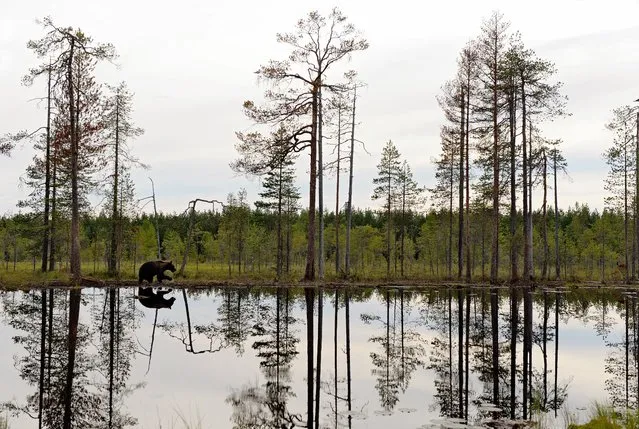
178 198 225 276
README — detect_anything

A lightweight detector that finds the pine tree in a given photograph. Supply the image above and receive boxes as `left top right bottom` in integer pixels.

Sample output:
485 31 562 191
372 140 402 278
255 129 300 279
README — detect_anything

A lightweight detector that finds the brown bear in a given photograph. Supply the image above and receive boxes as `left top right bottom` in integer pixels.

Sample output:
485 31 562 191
138 260 176 284
136 287 176 309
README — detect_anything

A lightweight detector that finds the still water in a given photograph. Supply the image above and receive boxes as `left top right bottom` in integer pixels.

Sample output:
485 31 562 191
0 286 635 428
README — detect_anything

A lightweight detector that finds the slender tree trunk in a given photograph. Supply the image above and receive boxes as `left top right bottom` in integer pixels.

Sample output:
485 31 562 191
458 88 465 279
554 153 561 280
626 139 630 282
49 146 57 271
318 86 325 279
490 52 500 284
345 87 356 277
522 80 530 281
528 121 534 277
335 102 342 275
509 85 518 282
465 89 472 281
449 154 454 278
277 162 283 279
386 166 393 278
41 65 52 272
635 112 639 281
401 171 406 277
542 150 549 279
109 97 120 276
150 178 161 259
305 85 319 281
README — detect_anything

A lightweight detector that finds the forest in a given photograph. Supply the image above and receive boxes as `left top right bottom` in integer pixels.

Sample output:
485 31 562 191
1 10 638 286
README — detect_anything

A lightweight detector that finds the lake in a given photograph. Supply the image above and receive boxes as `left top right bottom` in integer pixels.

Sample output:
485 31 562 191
0 285 635 428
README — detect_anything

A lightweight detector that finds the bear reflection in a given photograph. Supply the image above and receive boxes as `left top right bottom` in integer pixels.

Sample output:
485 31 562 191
136 287 176 309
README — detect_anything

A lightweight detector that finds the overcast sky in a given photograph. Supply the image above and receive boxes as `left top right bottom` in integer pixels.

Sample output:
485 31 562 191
1 0 638 216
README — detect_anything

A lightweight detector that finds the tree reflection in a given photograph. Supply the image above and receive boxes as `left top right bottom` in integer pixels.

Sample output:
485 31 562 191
251 288 299 428
362 289 424 414
2 288 138 428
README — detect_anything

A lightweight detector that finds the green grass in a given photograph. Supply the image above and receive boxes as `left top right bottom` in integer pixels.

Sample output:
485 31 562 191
567 402 639 429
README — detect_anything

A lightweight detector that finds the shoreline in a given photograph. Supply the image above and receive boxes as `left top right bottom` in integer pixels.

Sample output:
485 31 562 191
1 276 637 291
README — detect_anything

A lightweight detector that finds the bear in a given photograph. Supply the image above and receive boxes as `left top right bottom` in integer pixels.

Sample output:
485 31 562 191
136 287 176 309
138 260 176 284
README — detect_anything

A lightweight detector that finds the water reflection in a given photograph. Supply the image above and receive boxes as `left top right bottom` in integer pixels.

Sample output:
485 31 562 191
0 285 632 428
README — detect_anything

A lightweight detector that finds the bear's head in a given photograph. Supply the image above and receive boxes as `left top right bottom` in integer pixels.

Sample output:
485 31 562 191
164 260 177 272
166 296 176 308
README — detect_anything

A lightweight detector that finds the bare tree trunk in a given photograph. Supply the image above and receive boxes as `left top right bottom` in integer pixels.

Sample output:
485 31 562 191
635 112 639 281
42 64 52 272
509 85 518 282
542 150 549 279
49 145 57 271
277 162 283 279
449 154 454 278
318 86 325 279
528 122 534 278
386 167 392 278
150 178 161 259
401 169 406 277
335 102 342 275
109 96 120 276
554 152 561 280
345 87 356 277
304 85 318 281
465 89 472 281
490 53 500 283
458 88 465 279
522 82 530 281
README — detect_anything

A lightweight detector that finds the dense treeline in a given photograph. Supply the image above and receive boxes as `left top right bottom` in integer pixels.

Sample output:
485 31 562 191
0 202 632 282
